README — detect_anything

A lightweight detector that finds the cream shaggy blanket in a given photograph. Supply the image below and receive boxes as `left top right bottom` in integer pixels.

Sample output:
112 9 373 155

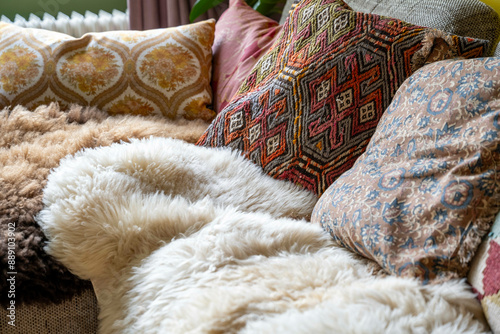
37 137 490 333
0 103 209 306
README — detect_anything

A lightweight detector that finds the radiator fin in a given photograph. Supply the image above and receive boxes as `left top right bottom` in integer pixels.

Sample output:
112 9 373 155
0 10 129 37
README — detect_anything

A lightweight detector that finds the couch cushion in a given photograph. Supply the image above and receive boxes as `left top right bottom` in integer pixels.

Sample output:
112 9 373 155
198 0 489 196
0 21 216 120
312 57 500 283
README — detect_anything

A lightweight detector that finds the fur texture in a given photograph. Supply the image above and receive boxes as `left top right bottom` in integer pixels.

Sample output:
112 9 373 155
0 104 209 305
38 138 489 333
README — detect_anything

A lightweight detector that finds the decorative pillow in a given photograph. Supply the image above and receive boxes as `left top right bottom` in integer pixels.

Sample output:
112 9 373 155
344 0 500 56
0 20 216 121
312 57 500 283
469 213 500 332
211 0 282 113
279 0 296 24
479 0 500 16
197 0 489 196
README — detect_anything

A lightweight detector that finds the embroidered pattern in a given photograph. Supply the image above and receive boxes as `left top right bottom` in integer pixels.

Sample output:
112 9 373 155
197 0 488 195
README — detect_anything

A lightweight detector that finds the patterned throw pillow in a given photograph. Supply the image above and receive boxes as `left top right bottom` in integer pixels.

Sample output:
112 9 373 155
212 0 282 113
197 0 489 196
344 0 500 56
0 21 216 121
469 213 500 332
312 57 500 283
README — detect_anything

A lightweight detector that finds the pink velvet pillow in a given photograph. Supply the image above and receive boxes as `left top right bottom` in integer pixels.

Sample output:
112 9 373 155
211 0 282 113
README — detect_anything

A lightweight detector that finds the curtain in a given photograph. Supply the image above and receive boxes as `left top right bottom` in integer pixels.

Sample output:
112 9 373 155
128 0 228 30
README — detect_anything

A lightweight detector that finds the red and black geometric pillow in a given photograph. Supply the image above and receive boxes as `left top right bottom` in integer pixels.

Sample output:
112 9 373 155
198 0 489 196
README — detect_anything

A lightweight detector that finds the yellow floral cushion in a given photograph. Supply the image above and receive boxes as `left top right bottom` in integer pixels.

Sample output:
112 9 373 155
0 20 216 121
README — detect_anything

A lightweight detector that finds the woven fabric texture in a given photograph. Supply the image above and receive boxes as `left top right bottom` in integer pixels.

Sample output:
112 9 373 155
0 20 216 120
279 0 297 24
469 213 500 333
1 287 98 334
198 0 489 196
312 57 500 283
345 0 500 56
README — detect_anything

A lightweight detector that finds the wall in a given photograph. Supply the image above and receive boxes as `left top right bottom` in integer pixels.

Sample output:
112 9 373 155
0 0 127 20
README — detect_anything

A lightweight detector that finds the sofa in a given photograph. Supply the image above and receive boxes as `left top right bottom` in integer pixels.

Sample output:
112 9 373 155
1 0 500 332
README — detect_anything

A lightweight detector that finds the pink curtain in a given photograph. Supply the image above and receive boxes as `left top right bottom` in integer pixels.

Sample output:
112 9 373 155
128 0 228 30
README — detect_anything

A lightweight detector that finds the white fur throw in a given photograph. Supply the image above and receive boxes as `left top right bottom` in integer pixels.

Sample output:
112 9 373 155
37 138 490 333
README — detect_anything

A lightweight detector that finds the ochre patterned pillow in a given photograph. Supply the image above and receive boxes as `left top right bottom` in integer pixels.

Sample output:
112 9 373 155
197 0 489 196
0 21 216 121
469 214 500 332
312 57 500 283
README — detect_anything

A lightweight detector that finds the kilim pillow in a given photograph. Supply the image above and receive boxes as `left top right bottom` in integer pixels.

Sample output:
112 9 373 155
312 57 500 283
344 0 500 56
197 0 489 196
469 213 500 332
0 21 216 121
211 0 282 113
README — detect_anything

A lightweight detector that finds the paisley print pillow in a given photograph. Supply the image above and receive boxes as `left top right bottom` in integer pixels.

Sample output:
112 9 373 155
312 57 500 283
0 21 216 121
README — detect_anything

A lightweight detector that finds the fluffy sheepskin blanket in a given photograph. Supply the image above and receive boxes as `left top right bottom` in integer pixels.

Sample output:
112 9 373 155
38 137 489 333
0 103 209 305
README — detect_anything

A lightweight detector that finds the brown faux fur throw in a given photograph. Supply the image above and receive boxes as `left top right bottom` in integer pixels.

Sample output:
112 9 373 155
0 103 209 306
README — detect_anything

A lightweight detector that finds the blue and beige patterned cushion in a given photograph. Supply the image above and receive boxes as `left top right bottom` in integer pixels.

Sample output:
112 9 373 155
312 57 500 283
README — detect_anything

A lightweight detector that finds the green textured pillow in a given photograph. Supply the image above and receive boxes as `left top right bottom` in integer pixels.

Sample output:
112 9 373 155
345 0 500 56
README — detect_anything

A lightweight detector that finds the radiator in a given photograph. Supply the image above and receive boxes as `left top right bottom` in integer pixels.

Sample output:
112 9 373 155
0 9 129 37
